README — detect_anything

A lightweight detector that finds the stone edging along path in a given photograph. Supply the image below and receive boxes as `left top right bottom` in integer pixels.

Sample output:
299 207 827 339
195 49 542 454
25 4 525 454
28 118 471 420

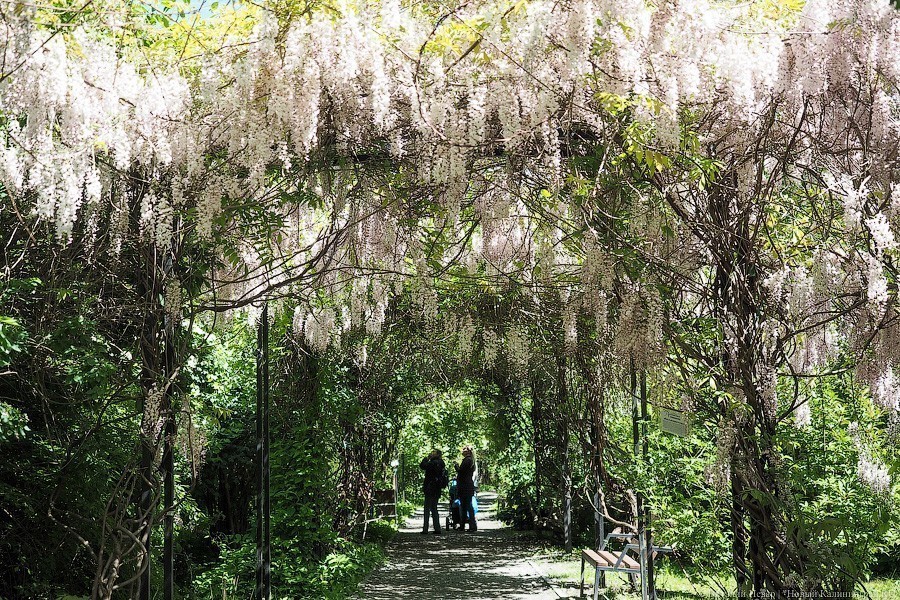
355 492 575 600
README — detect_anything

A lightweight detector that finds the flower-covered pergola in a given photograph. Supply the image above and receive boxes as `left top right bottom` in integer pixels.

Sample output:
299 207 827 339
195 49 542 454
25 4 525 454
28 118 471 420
2 0 899 597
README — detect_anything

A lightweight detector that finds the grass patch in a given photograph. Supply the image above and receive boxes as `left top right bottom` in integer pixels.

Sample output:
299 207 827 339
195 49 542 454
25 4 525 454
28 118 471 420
530 548 900 600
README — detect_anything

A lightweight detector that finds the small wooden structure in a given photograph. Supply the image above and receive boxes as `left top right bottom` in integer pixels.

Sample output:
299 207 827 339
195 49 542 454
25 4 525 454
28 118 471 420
361 488 398 540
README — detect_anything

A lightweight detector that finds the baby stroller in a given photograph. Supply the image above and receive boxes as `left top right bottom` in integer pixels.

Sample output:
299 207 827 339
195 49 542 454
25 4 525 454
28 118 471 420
445 478 460 531
445 477 477 531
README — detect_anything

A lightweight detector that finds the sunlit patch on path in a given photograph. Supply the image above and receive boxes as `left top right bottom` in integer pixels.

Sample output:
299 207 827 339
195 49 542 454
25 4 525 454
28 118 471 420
356 493 571 599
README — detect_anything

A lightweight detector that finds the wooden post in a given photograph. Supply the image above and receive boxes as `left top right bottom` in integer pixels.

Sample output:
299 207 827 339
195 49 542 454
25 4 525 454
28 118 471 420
256 304 271 600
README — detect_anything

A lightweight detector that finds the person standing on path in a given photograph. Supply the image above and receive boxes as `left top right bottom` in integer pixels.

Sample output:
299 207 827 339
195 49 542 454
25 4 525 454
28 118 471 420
419 449 446 534
454 445 477 532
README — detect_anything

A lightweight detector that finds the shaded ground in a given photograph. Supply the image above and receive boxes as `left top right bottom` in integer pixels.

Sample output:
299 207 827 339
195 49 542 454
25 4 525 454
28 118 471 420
355 492 577 599
357 497 900 600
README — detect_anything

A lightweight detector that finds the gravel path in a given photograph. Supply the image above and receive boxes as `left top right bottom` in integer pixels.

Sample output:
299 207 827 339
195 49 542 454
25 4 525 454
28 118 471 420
355 492 575 600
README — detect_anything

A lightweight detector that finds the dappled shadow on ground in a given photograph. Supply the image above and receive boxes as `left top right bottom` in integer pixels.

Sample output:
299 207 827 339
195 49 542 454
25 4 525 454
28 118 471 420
356 493 574 599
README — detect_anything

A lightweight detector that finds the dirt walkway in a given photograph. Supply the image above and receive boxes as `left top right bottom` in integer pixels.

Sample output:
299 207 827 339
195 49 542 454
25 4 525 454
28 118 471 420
355 492 577 599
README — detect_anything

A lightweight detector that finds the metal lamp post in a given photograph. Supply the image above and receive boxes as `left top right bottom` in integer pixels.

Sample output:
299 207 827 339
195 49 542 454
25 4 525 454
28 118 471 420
390 459 400 526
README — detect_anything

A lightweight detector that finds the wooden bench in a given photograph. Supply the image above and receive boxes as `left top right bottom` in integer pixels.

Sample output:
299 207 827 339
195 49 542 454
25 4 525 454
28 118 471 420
361 488 398 540
580 532 672 600
371 489 398 519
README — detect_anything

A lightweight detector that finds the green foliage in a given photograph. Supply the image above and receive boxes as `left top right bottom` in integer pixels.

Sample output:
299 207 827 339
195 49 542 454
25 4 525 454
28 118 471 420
0 314 26 367
494 450 537 528
0 299 140 597
0 399 28 442
180 314 402 599
631 370 900 585
0 278 39 368
493 390 538 529
640 428 732 572
186 422 389 598
192 534 383 600
398 383 494 502
776 376 900 584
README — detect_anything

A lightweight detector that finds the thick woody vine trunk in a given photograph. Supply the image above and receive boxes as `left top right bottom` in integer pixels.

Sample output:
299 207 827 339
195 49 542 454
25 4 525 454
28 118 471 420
576 350 617 550
730 463 750 594
94 176 181 599
135 240 173 600
709 175 803 598
93 238 166 600
711 194 752 594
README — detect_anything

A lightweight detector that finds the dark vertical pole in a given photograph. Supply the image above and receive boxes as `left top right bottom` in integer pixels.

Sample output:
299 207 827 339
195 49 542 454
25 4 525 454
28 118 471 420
563 483 572 554
594 491 605 587
255 308 263 600
256 303 271 600
631 360 648 600
263 304 271 598
559 355 572 554
163 311 176 600
640 370 654 599
563 435 572 554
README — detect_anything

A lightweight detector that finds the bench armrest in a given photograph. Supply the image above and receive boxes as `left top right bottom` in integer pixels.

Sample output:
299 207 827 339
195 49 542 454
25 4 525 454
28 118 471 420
624 543 674 560
601 532 637 549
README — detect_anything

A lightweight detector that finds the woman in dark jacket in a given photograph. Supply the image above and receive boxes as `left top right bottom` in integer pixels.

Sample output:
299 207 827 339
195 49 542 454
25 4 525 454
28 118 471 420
420 449 445 534
454 445 477 532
